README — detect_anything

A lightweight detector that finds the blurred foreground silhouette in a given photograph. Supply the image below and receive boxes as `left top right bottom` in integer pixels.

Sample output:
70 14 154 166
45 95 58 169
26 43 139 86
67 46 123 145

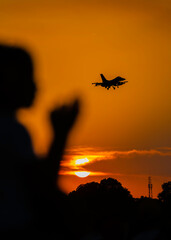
0 44 170 240
0 44 79 239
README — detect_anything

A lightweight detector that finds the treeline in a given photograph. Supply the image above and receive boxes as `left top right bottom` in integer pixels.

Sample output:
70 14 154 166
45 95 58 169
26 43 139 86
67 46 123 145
68 178 171 240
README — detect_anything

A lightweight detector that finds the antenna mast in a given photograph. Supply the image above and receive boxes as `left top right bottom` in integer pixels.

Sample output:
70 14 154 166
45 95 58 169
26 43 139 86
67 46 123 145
148 176 153 198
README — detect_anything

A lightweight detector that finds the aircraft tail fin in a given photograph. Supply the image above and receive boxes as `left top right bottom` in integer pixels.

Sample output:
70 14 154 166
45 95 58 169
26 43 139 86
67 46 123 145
100 74 107 83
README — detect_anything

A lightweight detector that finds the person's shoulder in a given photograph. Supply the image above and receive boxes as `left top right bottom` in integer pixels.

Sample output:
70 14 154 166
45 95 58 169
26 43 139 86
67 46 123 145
12 118 30 138
1 116 31 140
0 116 27 133
12 119 36 160
0 116 36 161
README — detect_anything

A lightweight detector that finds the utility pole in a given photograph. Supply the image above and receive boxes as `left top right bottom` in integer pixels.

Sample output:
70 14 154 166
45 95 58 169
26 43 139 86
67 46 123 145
148 176 153 198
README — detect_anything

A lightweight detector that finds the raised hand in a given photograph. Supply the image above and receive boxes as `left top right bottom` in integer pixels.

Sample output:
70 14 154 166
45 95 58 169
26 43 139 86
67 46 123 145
47 99 80 182
50 99 79 137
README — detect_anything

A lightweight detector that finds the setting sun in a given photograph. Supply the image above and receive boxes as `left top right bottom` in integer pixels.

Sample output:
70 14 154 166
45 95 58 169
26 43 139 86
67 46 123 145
75 171 90 178
75 158 89 165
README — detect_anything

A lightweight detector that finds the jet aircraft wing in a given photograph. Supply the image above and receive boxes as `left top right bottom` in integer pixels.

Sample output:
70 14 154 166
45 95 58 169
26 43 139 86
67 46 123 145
92 82 103 86
113 76 126 81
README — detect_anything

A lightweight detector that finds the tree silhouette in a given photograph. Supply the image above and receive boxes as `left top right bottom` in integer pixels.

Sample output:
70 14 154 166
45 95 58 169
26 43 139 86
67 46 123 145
69 178 134 239
158 181 171 203
158 181 171 224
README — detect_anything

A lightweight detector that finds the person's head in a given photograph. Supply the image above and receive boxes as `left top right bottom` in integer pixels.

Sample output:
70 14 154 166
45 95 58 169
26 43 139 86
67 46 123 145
0 44 36 112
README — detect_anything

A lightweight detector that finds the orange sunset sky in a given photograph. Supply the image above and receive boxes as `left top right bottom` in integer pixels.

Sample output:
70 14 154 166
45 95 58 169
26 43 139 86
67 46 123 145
0 0 171 197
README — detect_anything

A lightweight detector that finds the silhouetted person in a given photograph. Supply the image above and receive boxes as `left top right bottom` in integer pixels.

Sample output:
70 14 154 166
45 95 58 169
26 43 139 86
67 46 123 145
0 44 79 239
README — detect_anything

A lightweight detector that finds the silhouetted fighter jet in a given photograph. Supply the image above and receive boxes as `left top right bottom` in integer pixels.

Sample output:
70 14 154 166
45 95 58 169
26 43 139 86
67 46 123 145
92 74 127 90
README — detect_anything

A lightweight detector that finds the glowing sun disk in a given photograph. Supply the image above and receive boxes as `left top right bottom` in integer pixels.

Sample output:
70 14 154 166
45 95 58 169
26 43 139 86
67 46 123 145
75 171 90 178
75 158 89 165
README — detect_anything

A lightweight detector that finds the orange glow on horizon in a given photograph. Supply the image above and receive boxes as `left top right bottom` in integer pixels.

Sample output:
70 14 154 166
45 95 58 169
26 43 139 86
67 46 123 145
58 147 171 197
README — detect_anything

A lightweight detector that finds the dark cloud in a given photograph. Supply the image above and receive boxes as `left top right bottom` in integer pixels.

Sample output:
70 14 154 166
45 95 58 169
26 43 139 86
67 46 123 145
85 150 171 177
